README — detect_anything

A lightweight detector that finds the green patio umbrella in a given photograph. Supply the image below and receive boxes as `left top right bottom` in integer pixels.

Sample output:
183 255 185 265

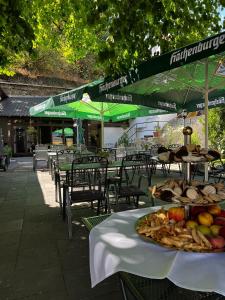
88 31 225 179
30 94 169 148
53 128 74 136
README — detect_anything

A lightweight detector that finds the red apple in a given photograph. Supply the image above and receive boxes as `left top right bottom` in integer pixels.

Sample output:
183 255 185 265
208 205 221 216
168 207 185 222
208 236 225 249
219 226 225 239
191 206 206 217
214 217 225 227
219 210 225 218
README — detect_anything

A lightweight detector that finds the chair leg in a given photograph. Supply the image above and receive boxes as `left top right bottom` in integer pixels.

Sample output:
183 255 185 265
135 196 139 208
55 173 58 203
65 188 73 239
62 185 66 221
97 199 101 215
105 187 111 213
119 276 129 300
58 186 63 213
150 195 155 206
33 158 36 171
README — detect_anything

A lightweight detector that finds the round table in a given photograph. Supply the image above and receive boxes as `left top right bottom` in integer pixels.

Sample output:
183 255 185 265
89 205 225 296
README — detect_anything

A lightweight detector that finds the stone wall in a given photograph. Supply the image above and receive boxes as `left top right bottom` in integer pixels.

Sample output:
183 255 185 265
0 74 87 96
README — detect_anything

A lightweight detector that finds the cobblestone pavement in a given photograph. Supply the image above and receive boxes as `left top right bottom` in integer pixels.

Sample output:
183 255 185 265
0 157 182 300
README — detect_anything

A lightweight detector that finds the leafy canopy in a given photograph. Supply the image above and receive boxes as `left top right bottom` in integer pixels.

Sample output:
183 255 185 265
1 0 225 76
208 107 225 150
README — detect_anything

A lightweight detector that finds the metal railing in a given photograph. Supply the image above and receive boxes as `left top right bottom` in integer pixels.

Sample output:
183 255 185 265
118 121 168 144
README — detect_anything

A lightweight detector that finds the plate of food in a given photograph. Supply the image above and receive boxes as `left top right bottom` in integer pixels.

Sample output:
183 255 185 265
150 179 225 206
135 207 225 252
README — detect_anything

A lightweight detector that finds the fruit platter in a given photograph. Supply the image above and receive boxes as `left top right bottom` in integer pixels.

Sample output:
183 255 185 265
149 179 225 205
157 144 220 163
136 205 225 252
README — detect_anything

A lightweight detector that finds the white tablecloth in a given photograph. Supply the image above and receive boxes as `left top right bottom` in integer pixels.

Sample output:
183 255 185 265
89 206 225 295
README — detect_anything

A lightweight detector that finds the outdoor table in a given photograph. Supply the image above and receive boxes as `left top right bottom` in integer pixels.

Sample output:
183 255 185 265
58 160 147 172
89 205 225 296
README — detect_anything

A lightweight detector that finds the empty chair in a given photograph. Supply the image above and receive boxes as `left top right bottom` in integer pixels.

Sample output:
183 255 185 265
63 156 108 239
150 144 162 156
110 154 155 209
54 149 77 206
33 149 49 171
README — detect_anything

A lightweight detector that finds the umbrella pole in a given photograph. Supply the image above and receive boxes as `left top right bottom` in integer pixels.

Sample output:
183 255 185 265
76 123 79 147
101 114 104 150
204 58 209 182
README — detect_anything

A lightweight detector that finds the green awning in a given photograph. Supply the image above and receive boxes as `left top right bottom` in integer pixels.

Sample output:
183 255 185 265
30 96 168 121
53 128 74 136
88 31 225 112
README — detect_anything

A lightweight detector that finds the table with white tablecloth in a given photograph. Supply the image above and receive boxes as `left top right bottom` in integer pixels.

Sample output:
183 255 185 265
89 206 225 296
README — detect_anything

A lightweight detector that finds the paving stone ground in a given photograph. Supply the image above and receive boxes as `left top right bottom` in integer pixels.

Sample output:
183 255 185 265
0 157 183 300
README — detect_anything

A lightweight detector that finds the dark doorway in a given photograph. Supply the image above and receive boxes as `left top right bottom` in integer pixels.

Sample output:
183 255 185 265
15 127 25 153
40 126 51 144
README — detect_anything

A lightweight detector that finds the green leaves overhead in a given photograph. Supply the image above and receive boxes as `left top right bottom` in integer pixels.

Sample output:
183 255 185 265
0 0 225 76
83 0 222 74
0 0 34 67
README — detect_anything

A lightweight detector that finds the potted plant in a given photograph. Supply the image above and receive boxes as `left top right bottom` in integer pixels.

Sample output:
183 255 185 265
153 125 161 138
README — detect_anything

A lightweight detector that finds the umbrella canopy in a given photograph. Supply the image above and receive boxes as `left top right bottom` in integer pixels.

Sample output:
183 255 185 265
53 128 74 136
88 31 225 179
30 94 168 121
30 94 169 148
88 31 225 113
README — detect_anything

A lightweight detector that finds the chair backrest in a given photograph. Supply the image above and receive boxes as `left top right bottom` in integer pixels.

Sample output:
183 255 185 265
70 156 108 192
86 146 97 154
99 148 117 161
118 153 155 188
56 149 76 166
150 144 162 156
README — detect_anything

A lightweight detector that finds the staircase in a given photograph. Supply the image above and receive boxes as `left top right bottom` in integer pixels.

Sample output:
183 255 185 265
117 120 168 145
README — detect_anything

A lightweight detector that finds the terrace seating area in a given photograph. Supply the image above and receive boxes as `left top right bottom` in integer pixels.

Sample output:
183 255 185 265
1 148 225 299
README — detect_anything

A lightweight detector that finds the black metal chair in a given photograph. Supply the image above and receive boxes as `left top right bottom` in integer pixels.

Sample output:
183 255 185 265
192 158 225 182
149 144 162 156
63 155 108 239
110 154 155 209
100 148 117 161
54 149 77 205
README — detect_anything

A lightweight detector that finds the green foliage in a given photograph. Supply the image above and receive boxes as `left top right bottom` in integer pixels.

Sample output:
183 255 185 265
82 0 223 75
191 131 201 146
0 0 224 77
118 133 129 146
208 107 225 150
162 124 183 147
97 150 109 158
0 0 34 72
26 126 37 135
